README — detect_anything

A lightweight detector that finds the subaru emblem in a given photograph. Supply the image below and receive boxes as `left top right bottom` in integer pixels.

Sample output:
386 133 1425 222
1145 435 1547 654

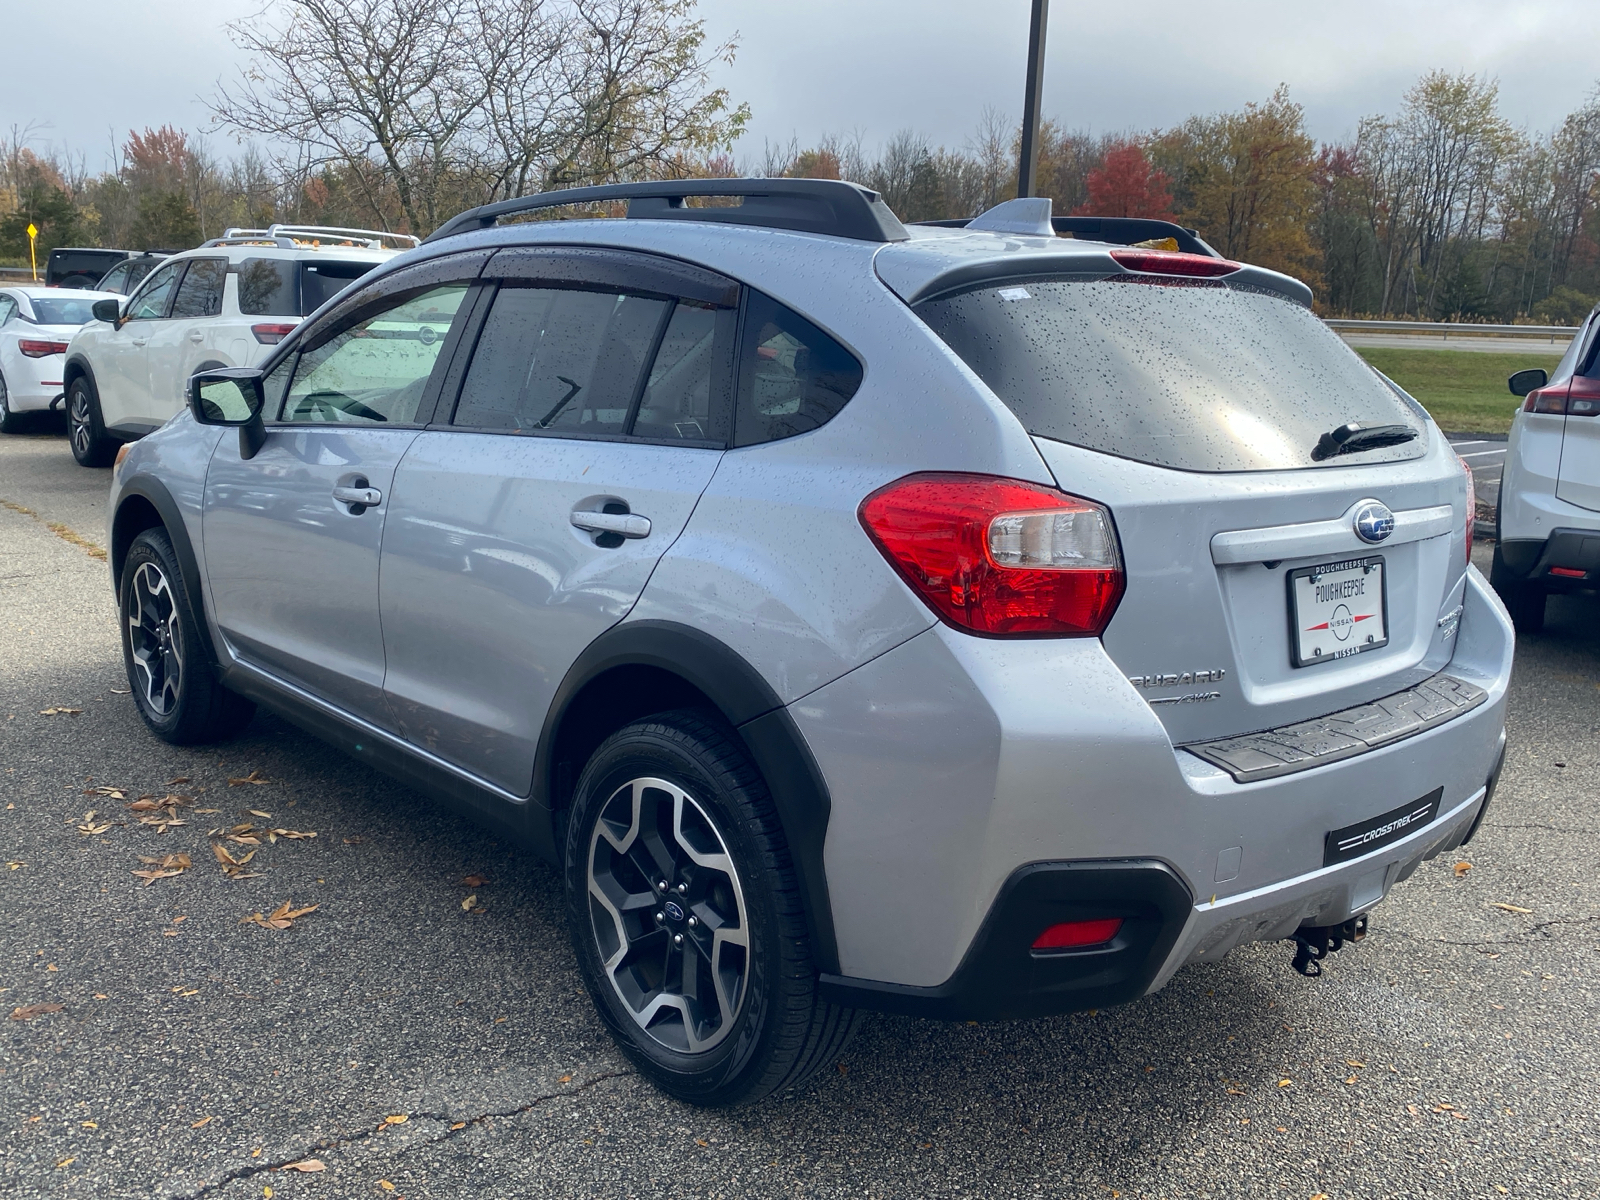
1352 500 1395 544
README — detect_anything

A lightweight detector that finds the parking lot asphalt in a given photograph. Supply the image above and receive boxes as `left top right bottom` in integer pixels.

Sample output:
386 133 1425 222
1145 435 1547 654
3 425 1599 1199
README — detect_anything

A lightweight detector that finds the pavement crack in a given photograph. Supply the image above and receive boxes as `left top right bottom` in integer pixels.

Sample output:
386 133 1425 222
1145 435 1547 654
1383 914 1600 949
170 1070 632 1199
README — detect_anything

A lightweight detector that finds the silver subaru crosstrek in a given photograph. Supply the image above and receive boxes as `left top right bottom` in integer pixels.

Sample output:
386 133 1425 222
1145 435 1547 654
106 179 1513 1106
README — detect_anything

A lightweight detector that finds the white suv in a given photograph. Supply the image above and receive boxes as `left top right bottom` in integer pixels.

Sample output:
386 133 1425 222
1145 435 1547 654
63 225 414 466
1493 303 1600 630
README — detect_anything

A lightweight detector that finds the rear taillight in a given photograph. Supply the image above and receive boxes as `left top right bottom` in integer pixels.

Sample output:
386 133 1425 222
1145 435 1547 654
1109 249 1240 278
251 323 296 344
859 473 1125 637
1032 918 1123 950
1568 377 1600 417
1523 387 1566 414
19 339 69 357
1456 453 1475 563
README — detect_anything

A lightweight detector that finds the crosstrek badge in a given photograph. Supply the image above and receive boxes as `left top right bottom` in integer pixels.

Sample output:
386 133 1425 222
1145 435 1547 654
1288 557 1388 667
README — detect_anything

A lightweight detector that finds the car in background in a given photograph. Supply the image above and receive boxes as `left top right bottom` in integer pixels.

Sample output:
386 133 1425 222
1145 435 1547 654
1494 304 1600 630
63 225 415 466
107 179 1509 1106
94 252 170 296
47 247 142 290
0 286 119 433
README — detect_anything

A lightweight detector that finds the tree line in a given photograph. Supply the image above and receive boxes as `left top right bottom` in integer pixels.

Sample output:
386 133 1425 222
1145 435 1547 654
0 0 1595 322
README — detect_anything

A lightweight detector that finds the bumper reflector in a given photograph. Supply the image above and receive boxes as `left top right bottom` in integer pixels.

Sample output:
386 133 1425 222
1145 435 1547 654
1550 566 1585 578
1032 917 1123 950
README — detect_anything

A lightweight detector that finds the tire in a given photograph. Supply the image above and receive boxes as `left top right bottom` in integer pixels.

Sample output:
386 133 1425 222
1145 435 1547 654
1490 546 1546 634
67 375 117 467
119 528 256 744
564 709 860 1107
0 370 29 434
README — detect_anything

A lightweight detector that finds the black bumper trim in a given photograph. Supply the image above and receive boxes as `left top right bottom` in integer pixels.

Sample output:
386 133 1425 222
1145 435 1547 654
818 859 1192 1021
1184 673 1487 783
1499 529 1600 586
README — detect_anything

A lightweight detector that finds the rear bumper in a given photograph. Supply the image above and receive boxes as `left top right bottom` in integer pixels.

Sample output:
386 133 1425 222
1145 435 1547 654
4 356 66 411
1497 530 1600 591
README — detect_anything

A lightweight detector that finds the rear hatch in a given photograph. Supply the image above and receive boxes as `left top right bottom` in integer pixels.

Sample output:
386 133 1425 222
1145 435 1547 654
910 264 1471 744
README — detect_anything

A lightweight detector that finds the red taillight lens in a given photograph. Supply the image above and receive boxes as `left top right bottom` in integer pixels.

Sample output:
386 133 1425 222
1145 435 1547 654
1456 452 1475 563
1032 918 1123 950
1109 249 1240 278
251 323 297 345
1568 377 1600 417
19 339 69 357
1523 387 1567 414
859 473 1124 637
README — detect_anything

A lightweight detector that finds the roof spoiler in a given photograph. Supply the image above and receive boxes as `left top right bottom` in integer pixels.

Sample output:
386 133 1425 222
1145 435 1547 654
424 179 910 245
918 213 1219 258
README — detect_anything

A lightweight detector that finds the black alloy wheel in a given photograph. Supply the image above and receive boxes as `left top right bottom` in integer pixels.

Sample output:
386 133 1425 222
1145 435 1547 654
564 710 860 1106
67 376 117 467
119 528 255 744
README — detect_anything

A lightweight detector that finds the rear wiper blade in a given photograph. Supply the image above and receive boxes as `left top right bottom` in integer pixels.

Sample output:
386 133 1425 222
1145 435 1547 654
1311 422 1418 462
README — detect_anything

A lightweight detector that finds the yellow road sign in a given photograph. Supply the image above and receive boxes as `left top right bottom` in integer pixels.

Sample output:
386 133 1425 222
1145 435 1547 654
26 223 38 281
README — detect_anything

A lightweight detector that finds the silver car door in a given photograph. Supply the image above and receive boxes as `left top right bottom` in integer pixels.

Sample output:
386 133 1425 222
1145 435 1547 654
202 275 479 726
379 250 739 793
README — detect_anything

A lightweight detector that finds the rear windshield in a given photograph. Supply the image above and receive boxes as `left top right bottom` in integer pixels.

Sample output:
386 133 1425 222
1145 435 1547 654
915 277 1428 472
30 296 100 325
238 259 379 317
49 250 121 274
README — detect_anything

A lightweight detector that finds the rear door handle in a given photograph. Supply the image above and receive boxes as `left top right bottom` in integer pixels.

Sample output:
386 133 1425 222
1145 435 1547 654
131 338 146 347
333 485 383 508
571 511 651 539
188 331 204 344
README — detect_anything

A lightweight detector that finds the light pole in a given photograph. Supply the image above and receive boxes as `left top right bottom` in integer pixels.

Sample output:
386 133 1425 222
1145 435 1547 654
1016 0 1049 198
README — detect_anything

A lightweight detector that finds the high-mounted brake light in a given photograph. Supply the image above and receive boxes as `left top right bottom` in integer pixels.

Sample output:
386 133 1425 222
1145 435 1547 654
1032 918 1123 950
18 339 69 357
1456 452 1475 564
251 323 297 345
1109 249 1241 278
859 473 1125 637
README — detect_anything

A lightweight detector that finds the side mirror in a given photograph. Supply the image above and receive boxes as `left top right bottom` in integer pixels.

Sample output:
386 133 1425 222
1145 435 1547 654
189 368 268 460
1509 368 1548 397
91 298 121 323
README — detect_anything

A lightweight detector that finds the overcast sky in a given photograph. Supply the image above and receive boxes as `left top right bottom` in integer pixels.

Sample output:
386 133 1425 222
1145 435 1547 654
5 0 1597 171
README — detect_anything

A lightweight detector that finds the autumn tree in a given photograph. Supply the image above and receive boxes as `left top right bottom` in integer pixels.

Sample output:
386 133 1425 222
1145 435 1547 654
1071 142 1172 219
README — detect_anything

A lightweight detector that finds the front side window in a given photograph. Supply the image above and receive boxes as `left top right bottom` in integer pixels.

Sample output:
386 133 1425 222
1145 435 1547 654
126 262 182 320
733 291 863 447
453 287 670 435
170 258 227 318
281 284 470 425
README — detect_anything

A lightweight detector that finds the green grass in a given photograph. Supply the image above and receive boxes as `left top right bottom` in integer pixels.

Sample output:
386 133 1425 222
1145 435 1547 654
1354 347 1562 435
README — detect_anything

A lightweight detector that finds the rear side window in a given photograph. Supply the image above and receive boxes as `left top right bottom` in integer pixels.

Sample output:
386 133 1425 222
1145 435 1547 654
239 258 379 316
170 258 227 318
915 278 1428 473
734 292 862 447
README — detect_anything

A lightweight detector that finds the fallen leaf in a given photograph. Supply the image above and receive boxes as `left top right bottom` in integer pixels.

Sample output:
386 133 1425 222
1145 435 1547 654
384 1114 409 1125
343 836 364 845
46 963 57 971
1432 1103 1456 1112
80 1120 97 1128
168 776 191 785
6 861 23 870
84 786 128 799
228 771 271 787
1277 1079 1292 1088
138 853 192 870
243 900 318 930
10 1003 64 1020
461 874 489 887
77 821 113 836
132 869 184 886
379 1183 396 1193
252 1148 262 1158
40 707 83 716
1453 861 1472 877
1345 1075 1359 1085
191 1116 213 1128
264 1188 273 1199
695 1137 708 1147
559 1074 572 1084
450 1121 466 1130
1490 902 1534 914
110 687 131 694
249 810 272 818
283 1159 325 1172
461 894 477 912
56 1157 76 1168
269 828 316 841
1345 1060 1365 1067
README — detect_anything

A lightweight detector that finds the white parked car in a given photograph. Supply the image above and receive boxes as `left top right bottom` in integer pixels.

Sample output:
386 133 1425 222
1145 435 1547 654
63 226 414 466
0 286 119 434
1493 304 1600 631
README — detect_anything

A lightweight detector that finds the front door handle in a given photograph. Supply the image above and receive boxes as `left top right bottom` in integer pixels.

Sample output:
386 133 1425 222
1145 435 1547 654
131 338 147 347
571 510 651 539
333 485 383 508
188 331 204 344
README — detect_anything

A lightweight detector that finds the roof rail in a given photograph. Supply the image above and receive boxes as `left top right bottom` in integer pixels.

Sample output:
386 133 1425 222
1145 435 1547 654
201 225 419 251
917 214 1218 258
424 178 910 245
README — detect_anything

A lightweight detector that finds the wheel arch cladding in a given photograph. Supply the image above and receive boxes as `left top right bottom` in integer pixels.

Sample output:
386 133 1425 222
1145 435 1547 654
63 355 94 391
538 619 840 974
113 477 217 664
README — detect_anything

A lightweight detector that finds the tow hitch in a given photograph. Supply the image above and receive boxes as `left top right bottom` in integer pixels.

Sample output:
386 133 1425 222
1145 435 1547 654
1290 915 1368 976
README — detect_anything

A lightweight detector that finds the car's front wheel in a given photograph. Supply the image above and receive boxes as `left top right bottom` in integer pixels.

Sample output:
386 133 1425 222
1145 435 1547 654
119 528 255 743
564 710 860 1106
66 376 117 467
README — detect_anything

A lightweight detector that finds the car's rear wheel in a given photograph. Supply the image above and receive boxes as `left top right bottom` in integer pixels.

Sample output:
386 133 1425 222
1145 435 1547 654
119 528 255 744
1490 546 1546 634
67 376 117 467
0 371 29 434
564 710 860 1107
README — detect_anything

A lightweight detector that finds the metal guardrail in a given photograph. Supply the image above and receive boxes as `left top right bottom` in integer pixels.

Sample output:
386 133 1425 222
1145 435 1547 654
0 266 42 282
1326 319 1576 343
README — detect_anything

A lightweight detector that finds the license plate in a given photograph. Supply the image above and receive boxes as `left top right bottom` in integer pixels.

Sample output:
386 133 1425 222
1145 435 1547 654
1324 787 1442 866
1288 556 1387 668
